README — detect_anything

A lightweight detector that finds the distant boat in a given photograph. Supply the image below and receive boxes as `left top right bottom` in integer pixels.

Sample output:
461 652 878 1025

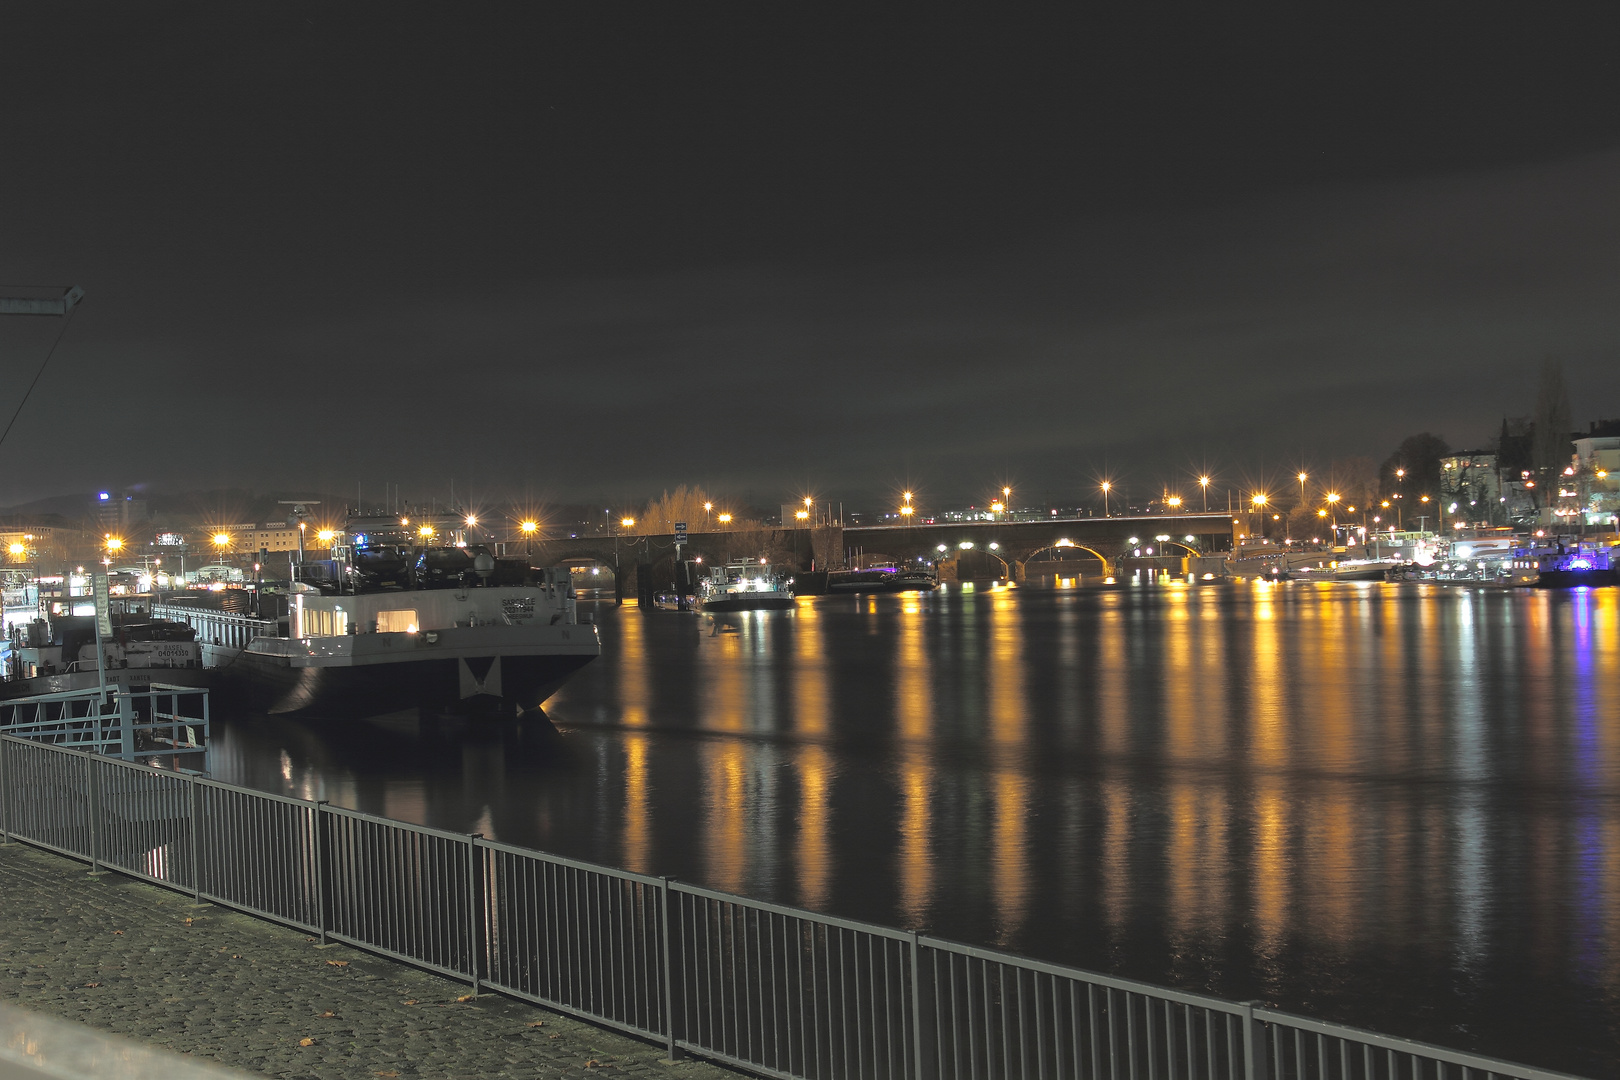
698 562 795 611
825 565 938 594
1530 543 1619 588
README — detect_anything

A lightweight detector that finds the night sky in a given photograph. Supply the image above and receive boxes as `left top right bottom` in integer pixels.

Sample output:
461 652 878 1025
4 6 1618 511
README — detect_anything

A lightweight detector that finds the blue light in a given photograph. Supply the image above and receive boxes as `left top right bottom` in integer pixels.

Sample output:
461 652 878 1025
98 492 109 501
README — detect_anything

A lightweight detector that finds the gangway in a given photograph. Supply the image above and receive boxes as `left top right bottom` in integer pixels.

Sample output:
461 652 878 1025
0 683 209 767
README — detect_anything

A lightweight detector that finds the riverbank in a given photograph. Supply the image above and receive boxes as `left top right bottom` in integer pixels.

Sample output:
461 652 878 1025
0 842 743 1079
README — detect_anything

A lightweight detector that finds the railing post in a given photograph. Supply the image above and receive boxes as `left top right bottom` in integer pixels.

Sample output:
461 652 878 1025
188 773 203 903
910 931 927 1080
660 877 679 1062
466 834 484 995
1243 1002 1269 1080
313 800 330 944
87 753 102 874
0 735 10 845
116 693 133 762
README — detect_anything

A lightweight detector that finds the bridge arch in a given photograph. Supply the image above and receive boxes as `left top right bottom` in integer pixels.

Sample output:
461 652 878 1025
1022 543 1111 574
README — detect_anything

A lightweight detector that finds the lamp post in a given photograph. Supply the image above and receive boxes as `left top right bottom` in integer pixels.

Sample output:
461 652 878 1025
1297 471 1308 509
1101 481 1111 517
1199 475 1211 511
521 519 537 558
703 502 713 529
1250 493 1268 541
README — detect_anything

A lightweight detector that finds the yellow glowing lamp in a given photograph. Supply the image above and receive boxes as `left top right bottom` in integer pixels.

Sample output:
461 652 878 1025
621 517 635 529
520 520 537 535
990 502 1004 514
795 510 809 520
465 515 478 527
1251 494 1267 508
106 536 124 552
718 513 732 524
317 529 335 543
8 543 24 556
418 524 435 539
1167 496 1182 508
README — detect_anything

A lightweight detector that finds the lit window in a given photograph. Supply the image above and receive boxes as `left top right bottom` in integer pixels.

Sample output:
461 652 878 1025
377 609 419 634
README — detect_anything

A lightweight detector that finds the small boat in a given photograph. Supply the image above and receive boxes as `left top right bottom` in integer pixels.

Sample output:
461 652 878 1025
1530 543 1618 588
699 562 795 611
2 612 206 700
826 565 938 594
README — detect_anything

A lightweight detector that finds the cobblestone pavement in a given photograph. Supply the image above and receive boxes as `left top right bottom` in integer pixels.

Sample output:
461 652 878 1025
0 843 749 1080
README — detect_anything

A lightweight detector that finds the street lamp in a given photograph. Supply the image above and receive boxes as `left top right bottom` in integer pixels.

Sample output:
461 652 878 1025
520 519 537 557
703 502 713 528
1297 471 1308 507
1101 481 1111 517
1251 493 1268 541
717 512 733 526
621 517 635 531
1166 495 1182 511
1198 475 1211 511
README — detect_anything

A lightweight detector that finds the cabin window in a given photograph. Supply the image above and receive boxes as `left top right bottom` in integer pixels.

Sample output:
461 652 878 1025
377 609 418 634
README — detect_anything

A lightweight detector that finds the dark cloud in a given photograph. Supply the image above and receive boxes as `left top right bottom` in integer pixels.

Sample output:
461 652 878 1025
3 7 1617 509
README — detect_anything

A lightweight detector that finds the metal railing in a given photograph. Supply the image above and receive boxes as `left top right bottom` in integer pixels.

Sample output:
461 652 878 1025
0 684 209 762
0 733 1591 1080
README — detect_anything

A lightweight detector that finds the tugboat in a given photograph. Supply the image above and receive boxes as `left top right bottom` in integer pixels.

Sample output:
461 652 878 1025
152 514 601 717
698 561 796 611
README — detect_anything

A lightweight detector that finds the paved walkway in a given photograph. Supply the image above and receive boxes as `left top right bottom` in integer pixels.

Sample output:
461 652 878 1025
0 842 748 1080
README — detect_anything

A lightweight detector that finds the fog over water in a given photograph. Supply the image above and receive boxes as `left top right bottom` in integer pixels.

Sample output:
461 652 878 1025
211 582 1620 1078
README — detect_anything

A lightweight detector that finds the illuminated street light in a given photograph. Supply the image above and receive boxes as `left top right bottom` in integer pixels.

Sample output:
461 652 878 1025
990 501 1004 516
1166 495 1182 510
1297 471 1308 507
1101 481 1111 517
465 515 478 527
317 529 335 544
795 509 810 521
1198 475 1211 510
621 517 635 530
717 512 733 525
418 524 436 540
7 543 22 557
106 535 124 553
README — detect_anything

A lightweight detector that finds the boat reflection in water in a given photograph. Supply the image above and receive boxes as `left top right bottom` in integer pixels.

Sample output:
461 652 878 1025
208 580 1620 1078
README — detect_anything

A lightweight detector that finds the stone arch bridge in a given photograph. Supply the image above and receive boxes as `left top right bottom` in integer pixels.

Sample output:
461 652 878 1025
529 513 1233 592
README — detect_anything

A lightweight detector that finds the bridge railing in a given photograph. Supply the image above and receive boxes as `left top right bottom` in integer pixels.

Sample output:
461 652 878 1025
0 733 1591 1080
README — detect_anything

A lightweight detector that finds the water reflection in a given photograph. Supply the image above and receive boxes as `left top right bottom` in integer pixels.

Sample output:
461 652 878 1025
207 584 1620 1076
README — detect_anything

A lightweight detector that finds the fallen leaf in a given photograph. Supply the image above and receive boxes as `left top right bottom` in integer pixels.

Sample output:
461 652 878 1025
375 1072 400 1078
112 930 124 936
454 994 475 1003
82 982 100 988
299 1037 315 1047
183 917 194 925
549 1034 562 1040
231 955 241 960
319 1010 338 1018
401 999 419 1006
584 1060 600 1068
325 960 349 967
526 1020 545 1028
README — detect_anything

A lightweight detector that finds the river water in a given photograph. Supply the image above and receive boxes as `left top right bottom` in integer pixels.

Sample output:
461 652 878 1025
209 582 1619 1077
